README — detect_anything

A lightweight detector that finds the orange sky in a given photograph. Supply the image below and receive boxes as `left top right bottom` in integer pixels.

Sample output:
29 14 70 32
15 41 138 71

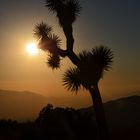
0 0 140 107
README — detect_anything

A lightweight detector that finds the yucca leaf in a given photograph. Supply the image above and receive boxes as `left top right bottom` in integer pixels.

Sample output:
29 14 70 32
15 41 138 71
47 54 61 69
45 0 81 26
34 22 52 39
91 46 113 71
63 67 81 92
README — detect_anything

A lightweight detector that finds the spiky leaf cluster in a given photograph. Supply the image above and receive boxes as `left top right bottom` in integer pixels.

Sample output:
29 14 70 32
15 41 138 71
34 22 61 51
47 54 61 69
34 22 52 39
34 22 62 69
63 46 113 92
91 46 113 71
63 67 81 92
47 34 61 51
45 0 81 26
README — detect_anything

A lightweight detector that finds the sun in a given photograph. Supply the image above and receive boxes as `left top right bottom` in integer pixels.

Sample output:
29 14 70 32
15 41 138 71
26 42 39 55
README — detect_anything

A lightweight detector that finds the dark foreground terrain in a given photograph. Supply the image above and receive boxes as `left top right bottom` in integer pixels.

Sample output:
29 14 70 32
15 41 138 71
0 105 97 140
0 95 140 140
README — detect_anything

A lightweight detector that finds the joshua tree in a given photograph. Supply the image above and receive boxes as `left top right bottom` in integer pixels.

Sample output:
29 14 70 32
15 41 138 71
34 0 113 139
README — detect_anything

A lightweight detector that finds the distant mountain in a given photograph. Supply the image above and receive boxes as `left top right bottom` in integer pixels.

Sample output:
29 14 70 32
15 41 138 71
0 89 97 121
0 90 140 140
105 95 140 127
0 90 51 121
0 89 89 121
80 94 140 139
0 89 140 127
106 95 140 139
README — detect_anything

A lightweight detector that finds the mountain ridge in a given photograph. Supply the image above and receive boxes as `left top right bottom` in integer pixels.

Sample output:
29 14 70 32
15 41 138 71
0 89 140 123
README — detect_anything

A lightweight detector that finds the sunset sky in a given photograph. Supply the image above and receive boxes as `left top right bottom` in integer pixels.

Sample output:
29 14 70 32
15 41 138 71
0 0 140 107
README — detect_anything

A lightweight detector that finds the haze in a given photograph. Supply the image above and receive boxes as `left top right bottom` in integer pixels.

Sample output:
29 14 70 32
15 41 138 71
0 0 140 107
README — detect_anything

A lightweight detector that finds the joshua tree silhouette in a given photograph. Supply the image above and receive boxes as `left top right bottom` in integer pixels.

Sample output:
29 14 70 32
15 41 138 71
34 0 113 139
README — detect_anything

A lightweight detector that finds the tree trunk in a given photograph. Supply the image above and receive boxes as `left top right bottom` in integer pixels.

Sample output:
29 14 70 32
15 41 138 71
61 23 109 139
89 85 110 140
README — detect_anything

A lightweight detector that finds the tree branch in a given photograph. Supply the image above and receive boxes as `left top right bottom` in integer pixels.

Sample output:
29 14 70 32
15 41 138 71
62 24 80 66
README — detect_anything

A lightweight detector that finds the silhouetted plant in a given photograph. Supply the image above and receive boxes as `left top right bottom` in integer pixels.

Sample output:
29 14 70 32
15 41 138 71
34 0 113 139
36 104 97 140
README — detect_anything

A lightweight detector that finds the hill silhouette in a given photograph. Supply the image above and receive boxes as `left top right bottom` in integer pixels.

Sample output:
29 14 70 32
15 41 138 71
0 89 90 121
0 90 50 121
80 95 140 139
106 95 140 139
0 90 140 139
0 89 140 123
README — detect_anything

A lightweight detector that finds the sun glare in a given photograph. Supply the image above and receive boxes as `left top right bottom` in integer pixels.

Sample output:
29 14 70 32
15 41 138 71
26 42 38 55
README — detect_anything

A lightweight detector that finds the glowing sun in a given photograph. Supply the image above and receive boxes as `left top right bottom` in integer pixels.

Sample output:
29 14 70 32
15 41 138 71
26 42 38 55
